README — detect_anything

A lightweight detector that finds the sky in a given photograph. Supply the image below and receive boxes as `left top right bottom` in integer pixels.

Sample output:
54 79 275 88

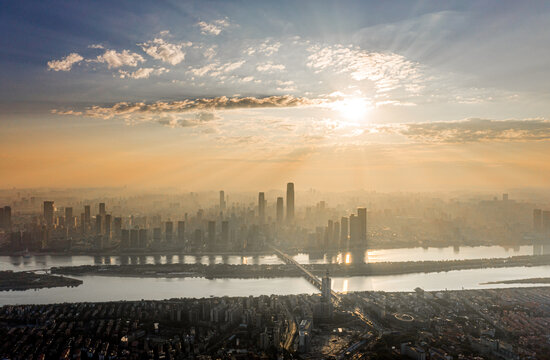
2 0 550 191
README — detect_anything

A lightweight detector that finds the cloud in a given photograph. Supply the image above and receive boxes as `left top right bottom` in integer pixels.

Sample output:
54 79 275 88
47 53 83 71
384 118 550 143
119 67 169 79
94 49 144 68
140 38 189 65
157 112 220 128
256 62 286 72
246 40 281 56
307 45 423 93
198 18 230 35
88 44 104 49
189 60 245 77
53 95 318 124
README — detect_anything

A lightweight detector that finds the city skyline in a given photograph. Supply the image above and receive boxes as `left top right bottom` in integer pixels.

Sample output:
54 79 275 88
3 1 550 191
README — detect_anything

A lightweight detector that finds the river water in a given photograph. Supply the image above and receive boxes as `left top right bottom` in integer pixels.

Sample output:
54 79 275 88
1 245 548 305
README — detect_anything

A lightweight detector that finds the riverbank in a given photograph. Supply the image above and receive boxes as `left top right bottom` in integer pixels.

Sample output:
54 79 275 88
0 271 83 291
50 254 550 279
482 277 550 285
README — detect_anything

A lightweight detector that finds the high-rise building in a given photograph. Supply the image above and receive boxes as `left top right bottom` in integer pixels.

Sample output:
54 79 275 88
95 215 102 235
357 208 367 246
139 229 148 248
543 211 550 234
258 192 265 224
153 227 161 243
130 229 139 248
165 221 173 243
113 217 122 240
44 201 54 226
286 182 295 222
2 206 11 231
341 216 349 247
219 190 226 210
99 203 106 217
221 221 229 245
121 229 129 248
333 221 340 245
104 214 112 239
84 205 91 225
320 270 333 319
276 197 284 224
64 207 73 228
502 193 509 201
208 221 216 248
177 221 185 245
534 209 543 232
349 214 360 246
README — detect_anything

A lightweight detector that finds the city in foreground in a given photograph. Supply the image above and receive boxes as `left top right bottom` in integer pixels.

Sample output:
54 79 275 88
3 0 550 359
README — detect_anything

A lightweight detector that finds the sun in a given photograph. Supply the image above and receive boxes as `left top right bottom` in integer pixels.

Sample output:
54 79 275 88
330 97 371 121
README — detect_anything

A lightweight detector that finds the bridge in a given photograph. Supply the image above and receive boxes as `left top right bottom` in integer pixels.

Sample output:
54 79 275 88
270 245 341 305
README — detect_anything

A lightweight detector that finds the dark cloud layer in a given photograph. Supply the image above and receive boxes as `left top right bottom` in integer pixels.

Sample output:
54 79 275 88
55 95 316 120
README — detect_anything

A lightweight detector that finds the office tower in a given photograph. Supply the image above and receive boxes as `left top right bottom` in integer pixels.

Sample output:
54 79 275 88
139 229 148 248
221 221 229 245
502 193 509 201
64 207 73 228
341 216 349 246
84 205 91 225
114 217 122 240
333 221 340 245
95 215 102 235
534 209 543 232
276 197 284 224
543 211 550 234
153 227 161 243
326 220 333 247
357 208 367 245
80 213 86 234
120 229 129 248
193 229 203 248
130 229 139 248
349 214 360 246
286 182 295 222
258 192 265 224
177 221 185 245
208 221 216 248
44 201 54 226
2 206 11 230
219 190 226 210
104 214 112 239
165 221 173 243
99 203 106 217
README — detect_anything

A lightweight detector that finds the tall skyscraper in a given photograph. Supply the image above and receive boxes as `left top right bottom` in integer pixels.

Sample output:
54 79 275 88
84 205 91 226
114 217 122 240
165 221 173 243
2 206 11 231
341 216 349 247
534 209 543 232
357 208 367 245
139 229 148 248
219 190 226 210
349 214 359 246
208 221 216 248
177 221 185 245
543 211 550 234
44 201 54 226
221 221 229 245
276 197 284 224
99 203 106 217
104 214 112 239
286 182 295 222
130 229 139 248
258 192 265 224
95 215 102 235
65 207 73 228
